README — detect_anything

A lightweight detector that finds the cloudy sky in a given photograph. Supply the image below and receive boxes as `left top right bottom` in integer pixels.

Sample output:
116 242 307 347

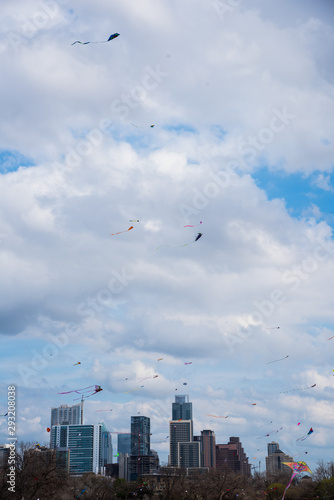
1 0 334 471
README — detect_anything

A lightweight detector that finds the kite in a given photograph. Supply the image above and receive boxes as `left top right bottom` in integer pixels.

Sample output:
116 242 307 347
281 461 312 500
111 226 133 236
131 124 155 128
96 409 113 412
1 413 8 417
265 355 289 365
76 488 86 499
281 384 316 394
206 414 228 418
124 385 144 394
297 428 314 442
327 335 334 341
73 362 81 366
129 220 140 223
265 326 280 329
184 362 192 365
72 33 120 45
58 385 103 400
183 382 187 385
184 221 202 227
138 375 158 382
157 358 163 361
257 426 283 439
156 233 203 250
46 427 51 433
251 403 257 405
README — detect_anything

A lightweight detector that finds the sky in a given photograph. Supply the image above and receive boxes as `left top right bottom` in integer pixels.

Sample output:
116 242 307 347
0 0 334 473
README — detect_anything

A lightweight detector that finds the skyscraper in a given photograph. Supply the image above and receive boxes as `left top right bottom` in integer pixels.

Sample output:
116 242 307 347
216 437 251 475
172 395 192 421
266 442 293 476
51 423 111 475
118 433 131 457
201 430 216 468
101 429 113 466
130 416 150 456
267 441 279 456
178 441 201 468
51 401 83 426
169 420 193 466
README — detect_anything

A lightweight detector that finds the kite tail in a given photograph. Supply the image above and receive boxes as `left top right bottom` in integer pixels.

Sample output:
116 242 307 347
282 472 296 500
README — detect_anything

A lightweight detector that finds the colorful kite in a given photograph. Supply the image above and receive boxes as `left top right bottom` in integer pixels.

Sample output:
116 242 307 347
281 461 312 499
184 221 202 227
111 225 133 236
73 362 81 366
266 355 289 365
129 220 140 223
297 428 314 442
157 358 163 361
206 414 228 418
184 362 192 365
327 335 334 341
72 33 120 45
46 427 51 432
58 385 103 400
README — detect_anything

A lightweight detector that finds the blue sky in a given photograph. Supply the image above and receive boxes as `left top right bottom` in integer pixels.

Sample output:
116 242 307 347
0 149 34 173
255 168 334 218
0 0 334 474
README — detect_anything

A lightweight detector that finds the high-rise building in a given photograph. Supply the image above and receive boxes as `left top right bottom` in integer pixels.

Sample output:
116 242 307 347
130 416 151 456
201 430 216 468
101 429 113 465
128 454 159 481
178 441 201 468
51 423 111 475
118 433 131 459
268 441 279 456
118 453 129 480
51 402 83 426
216 437 251 475
172 395 192 421
169 420 193 467
266 442 293 476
